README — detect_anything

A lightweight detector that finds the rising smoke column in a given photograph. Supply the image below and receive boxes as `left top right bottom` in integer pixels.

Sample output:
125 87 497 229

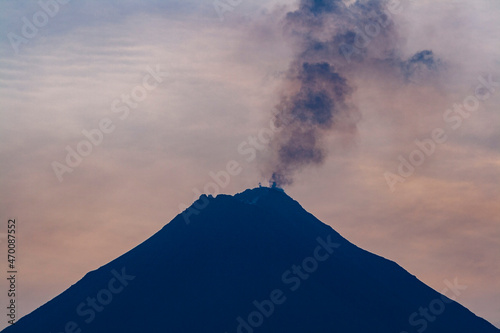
270 61 355 186
267 0 438 186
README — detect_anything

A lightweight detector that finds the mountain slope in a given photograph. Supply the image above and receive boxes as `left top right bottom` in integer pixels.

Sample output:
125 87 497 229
3 187 499 332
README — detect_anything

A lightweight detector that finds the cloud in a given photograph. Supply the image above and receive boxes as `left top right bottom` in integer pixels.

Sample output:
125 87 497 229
264 0 446 185
0 0 498 330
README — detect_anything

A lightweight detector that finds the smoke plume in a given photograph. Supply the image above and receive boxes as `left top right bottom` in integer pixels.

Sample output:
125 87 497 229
267 0 439 186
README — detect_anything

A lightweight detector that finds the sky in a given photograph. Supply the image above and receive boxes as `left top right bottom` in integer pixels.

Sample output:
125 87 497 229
0 0 499 330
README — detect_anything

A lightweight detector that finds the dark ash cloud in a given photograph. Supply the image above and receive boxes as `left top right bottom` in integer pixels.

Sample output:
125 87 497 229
267 0 441 186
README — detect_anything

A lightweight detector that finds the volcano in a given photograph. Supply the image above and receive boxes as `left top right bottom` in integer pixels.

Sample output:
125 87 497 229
3 187 498 333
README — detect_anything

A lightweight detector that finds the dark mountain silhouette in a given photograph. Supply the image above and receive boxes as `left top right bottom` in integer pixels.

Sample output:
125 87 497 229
3 187 499 332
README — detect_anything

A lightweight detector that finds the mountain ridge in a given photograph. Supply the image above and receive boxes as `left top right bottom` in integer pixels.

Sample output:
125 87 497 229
3 187 498 332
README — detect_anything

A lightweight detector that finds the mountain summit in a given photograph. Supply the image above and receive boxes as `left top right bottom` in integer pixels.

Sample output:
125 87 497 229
4 187 499 332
